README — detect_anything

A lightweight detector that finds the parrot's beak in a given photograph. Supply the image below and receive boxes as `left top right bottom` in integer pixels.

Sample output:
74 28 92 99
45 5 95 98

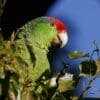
57 31 68 48
52 31 68 48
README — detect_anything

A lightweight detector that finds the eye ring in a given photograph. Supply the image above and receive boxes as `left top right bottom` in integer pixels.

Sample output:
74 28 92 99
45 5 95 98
50 22 55 27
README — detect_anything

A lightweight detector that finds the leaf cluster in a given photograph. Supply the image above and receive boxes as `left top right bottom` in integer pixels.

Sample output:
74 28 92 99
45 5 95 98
68 40 100 99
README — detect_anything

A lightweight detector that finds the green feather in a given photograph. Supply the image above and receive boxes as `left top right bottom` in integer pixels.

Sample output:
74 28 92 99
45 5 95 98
0 17 57 99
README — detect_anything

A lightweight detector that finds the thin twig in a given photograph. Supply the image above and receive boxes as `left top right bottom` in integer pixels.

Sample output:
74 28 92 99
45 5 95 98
92 40 100 59
0 0 7 21
78 71 100 99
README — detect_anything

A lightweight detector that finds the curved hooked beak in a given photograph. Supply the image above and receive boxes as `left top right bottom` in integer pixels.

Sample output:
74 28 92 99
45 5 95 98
52 31 68 48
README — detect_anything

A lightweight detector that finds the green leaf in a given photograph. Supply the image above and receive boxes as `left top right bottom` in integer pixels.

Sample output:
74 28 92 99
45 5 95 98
68 51 89 59
0 32 3 42
79 60 97 77
96 58 100 71
71 96 79 100
58 73 75 92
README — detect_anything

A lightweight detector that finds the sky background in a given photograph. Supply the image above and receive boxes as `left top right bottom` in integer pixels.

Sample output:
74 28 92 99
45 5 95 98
46 0 100 98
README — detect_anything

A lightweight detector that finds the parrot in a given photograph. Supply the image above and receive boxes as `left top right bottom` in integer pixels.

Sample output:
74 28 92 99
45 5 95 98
0 16 68 99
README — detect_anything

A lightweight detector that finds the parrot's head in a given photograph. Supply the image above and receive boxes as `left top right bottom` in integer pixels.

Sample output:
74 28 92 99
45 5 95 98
16 16 68 49
50 17 68 48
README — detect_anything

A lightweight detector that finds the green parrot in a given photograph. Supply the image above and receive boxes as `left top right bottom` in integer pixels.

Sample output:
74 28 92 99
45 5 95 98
0 16 68 99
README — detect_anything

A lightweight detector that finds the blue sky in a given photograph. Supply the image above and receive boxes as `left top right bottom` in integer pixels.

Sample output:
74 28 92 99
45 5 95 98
46 0 100 98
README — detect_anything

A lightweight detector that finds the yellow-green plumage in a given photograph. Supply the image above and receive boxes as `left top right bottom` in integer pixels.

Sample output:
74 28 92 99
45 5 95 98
0 17 57 99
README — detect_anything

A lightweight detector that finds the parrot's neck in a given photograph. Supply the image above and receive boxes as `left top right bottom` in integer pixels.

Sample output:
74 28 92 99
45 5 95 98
30 24 56 51
33 44 48 58
33 40 49 52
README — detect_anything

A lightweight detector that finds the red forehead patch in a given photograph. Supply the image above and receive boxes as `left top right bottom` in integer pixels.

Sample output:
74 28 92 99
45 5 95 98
54 18 67 33
51 17 67 32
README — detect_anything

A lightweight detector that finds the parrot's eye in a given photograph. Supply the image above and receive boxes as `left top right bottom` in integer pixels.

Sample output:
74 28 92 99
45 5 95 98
50 22 55 27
